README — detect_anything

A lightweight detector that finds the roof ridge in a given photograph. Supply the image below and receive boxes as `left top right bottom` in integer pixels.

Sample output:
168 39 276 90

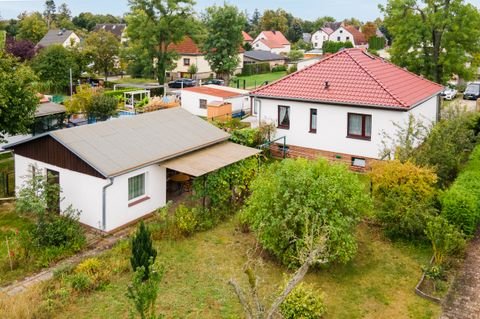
345 49 408 108
251 49 347 95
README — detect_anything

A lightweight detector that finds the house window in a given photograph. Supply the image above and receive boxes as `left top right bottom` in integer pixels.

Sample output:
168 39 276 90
314 42 318 47
183 58 190 66
278 105 290 129
253 99 260 115
314 35 318 40
199 99 207 109
346 36 350 41
309 109 317 133
128 173 146 201
351 157 366 168
347 113 372 140
337 36 341 41
340 30 343 34
323 35 327 40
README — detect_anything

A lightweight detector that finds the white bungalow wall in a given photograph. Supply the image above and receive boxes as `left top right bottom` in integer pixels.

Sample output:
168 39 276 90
255 96 438 159
14 155 167 232
181 91 249 117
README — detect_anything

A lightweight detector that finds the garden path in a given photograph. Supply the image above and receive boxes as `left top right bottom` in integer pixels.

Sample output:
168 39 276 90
0 227 131 296
441 228 480 319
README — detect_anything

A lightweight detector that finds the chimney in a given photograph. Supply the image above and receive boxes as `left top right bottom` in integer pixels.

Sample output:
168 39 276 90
325 81 330 89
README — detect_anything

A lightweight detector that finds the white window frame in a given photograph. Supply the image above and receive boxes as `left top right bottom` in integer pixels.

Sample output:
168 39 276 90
128 173 147 201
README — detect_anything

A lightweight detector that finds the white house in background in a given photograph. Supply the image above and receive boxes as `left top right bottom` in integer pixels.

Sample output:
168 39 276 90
37 29 80 48
168 37 244 80
180 85 250 117
93 23 128 43
253 31 291 55
311 24 367 49
250 49 443 169
6 108 259 232
311 27 333 49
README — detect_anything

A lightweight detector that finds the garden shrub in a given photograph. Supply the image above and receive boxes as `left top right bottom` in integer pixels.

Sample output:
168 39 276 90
242 158 371 267
370 161 438 240
69 272 92 291
441 145 480 235
280 283 326 319
271 65 287 72
368 36 386 50
322 40 354 53
241 63 271 76
413 108 479 188
174 204 198 236
287 65 297 74
69 258 110 291
425 216 466 266
131 222 157 280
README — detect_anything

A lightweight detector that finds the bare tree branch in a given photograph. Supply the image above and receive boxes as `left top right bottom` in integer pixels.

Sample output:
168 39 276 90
228 279 254 319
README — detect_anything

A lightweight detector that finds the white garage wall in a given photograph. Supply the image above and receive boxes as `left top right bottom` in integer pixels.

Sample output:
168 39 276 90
256 95 438 159
105 164 166 232
14 154 106 229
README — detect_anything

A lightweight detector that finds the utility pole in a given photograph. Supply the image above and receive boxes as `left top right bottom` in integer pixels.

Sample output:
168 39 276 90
69 68 73 96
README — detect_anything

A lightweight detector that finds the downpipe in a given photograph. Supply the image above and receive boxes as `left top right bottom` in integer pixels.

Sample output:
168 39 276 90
102 177 114 231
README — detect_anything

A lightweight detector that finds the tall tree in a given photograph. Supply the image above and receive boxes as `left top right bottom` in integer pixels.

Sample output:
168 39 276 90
44 0 56 29
5 38 37 61
362 21 377 42
343 17 362 28
31 45 80 93
0 52 39 142
259 9 288 33
203 4 245 83
56 3 74 29
17 12 48 43
286 20 303 43
85 29 120 81
250 8 261 35
126 0 195 84
381 0 480 83
312 16 335 31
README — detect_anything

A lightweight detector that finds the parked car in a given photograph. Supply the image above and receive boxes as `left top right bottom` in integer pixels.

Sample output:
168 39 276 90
168 78 197 88
441 87 457 100
203 79 225 86
463 83 480 100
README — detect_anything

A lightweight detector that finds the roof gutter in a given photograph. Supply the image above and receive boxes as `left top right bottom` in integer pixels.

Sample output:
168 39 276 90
102 177 114 231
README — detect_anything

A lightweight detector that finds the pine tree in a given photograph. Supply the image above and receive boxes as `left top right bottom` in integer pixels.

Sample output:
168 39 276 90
130 221 157 281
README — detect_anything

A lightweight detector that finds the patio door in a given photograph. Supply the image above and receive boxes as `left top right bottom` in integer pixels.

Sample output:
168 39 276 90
46 169 60 214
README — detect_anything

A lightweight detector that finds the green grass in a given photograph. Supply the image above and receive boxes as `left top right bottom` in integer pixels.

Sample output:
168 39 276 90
0 154 14 197
52 219 440 319
231 71 287 89
0 204 35 286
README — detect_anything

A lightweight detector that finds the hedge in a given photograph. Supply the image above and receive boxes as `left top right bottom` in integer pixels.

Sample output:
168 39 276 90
322 40 354 54
104 88 137 99
441 145 480 235
368 36 386 50
242 63 271 76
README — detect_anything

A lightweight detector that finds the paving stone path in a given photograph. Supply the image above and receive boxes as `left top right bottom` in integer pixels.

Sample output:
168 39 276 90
0 228 131 296
441 229 480 319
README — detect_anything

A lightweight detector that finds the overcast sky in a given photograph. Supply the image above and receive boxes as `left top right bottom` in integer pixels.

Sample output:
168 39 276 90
1 0 480 21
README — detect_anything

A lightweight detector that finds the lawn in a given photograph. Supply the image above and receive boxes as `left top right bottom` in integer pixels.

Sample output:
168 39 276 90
0 203 35 286
231 71 287 89
49 218 439 319
0 153 14 197
111 77 159 85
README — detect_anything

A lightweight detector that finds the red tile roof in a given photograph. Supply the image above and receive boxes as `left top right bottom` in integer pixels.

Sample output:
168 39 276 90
251 49 443 109
168 36 245 55
182 86 241 99
258 38 284 49
260 31 290 45
242 31 253 42
168 37 203 55
345 26 367 45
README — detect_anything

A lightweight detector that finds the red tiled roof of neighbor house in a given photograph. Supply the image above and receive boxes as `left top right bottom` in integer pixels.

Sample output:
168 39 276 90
258 38 284 49
168 37 203 55
168 36 245 55
261 30 290 45
321 27 334 35
251 49 444 109
242 31 253 42
345 26 367 45
182 86 242 99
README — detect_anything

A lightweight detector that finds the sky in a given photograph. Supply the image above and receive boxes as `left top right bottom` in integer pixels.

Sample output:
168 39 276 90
1 0 480 21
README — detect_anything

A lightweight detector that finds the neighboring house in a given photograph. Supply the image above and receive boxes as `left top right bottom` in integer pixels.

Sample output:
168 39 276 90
33 99 66 136
250 49 443 169
302 33 312 43
253 31 291 55
243 50 286 67
296 57 322 71
242 31 253 45
311 24 367 49
168 37 243 80
6 108 259 232
37 29 80 48
93 23 128 43
180 85 250 117
311 27 333 49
